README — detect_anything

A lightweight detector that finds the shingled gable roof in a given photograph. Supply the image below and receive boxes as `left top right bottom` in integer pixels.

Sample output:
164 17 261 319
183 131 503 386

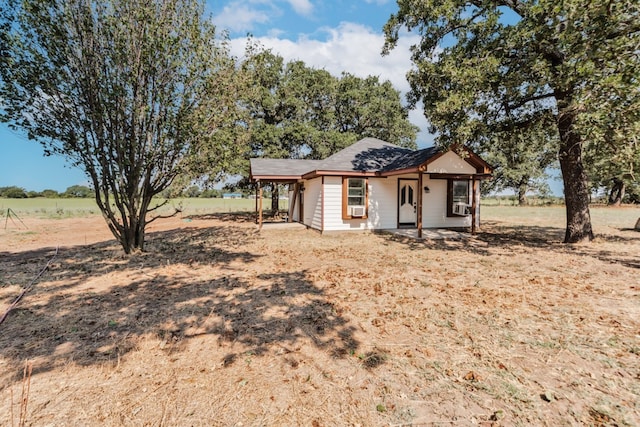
301 137 442 178
249 137 488 181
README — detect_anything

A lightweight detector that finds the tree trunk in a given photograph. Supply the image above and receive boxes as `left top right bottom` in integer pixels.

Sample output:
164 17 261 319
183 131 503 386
94 184 152 254
608 178 625 206
557 107 594 243
517 183 528 206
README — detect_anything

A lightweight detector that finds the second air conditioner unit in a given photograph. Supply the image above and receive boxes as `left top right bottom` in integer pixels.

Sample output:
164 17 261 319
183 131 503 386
453 202 471 216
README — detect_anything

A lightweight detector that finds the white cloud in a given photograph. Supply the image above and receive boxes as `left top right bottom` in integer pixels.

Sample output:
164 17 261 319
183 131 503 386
265 28 286 38
286 0 313 16
211 0 314 34
228 21 436 146
212 2 273 33
230 22 418 93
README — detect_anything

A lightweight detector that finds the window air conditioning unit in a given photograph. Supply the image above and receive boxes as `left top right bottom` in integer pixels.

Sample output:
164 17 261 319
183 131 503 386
350 205 366 217
453 202 471 216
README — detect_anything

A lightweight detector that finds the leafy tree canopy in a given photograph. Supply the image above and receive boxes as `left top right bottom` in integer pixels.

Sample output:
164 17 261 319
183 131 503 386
0 0 234 253
63 185 94 198
185 45 419 190
0 186 28 198
580 56 640 205
41 189 60 198
481 116 558 205
383 0 640 242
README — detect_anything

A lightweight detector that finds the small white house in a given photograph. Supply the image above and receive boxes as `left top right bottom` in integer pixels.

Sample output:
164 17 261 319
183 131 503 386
250 138 492 236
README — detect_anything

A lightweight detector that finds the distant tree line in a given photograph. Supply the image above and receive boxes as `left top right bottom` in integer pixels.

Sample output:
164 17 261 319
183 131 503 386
0 184 253 199
0 185 94 198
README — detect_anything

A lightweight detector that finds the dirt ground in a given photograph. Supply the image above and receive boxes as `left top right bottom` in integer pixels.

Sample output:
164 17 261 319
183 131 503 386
1 210 639 426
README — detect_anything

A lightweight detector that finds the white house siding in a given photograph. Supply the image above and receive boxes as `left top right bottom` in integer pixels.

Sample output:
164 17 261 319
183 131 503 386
389 172 471 229
291 189 300 222
304 150 480 232
303 177 323 230
367 177 397 229
426 151 476 174
422 151 476 228
421 175 471 228
321 176 346 230
322 176 398 231
323 176 366 231
471 189 481 228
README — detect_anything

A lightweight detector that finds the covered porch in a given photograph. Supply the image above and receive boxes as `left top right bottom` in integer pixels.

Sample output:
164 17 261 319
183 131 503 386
250 158 318 230
252 179 303 230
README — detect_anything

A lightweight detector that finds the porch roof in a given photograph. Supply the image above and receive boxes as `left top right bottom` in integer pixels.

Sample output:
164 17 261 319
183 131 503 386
250 158 322 181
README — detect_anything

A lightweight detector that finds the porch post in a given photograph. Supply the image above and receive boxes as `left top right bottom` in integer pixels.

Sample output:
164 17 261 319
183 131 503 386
471 178 478 235
254 182 259 223
258 183 263 230
417 170 424 238
288 182 299 223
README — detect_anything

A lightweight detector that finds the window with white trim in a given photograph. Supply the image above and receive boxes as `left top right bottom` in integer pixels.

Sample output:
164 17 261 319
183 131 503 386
342 177 368 219
447 179 470 216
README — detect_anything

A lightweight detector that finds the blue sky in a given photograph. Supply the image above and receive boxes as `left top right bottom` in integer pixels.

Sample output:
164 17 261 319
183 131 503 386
2 0 430 192
1 0 562 195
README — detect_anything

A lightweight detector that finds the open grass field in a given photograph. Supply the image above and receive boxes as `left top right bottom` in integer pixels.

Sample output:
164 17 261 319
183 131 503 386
1 201 639 426
0 197 264 219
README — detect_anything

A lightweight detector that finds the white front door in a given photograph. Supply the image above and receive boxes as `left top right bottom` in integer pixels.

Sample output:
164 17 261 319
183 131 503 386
399 180 417 225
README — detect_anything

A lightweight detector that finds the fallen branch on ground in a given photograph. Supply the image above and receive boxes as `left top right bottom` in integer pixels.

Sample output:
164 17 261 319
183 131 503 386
0 247 59 325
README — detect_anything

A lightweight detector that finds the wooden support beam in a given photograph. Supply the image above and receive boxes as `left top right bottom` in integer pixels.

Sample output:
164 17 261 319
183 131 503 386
288 183 299 223
254 182 259 223
417 172 423 238
258 184 263 231
429 173 492 180
471 178 478 235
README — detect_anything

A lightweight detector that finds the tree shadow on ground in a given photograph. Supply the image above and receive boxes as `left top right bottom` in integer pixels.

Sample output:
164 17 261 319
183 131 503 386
1 224 258 294
473 222 566 249
0 221 359 385
186 212 256 223
379 222 565 255
574 231 640 269
188 211 293 225
379 221 640 269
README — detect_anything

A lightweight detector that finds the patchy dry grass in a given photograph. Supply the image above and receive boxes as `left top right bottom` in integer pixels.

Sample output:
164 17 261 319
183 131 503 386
0 206 639 426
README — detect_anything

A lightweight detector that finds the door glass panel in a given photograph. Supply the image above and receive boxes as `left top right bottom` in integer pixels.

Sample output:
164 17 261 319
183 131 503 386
408 186 414 205
401 185 406 205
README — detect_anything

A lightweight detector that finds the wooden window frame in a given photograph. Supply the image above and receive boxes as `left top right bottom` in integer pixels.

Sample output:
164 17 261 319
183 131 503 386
447 179 470 217
342 177 368 219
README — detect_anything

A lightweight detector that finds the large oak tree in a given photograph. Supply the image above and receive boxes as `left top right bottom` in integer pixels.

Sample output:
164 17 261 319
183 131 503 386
185 46 419 212
237 48 419 164
0 0 232 253
240 48 419 212
581 57 640 206
480 118 558 205
383 0 639 242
